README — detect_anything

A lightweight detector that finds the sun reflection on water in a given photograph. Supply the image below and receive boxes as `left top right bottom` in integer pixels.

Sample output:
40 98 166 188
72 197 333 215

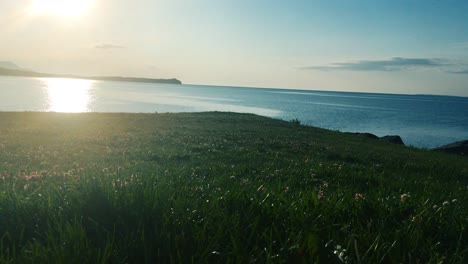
42 78 94 112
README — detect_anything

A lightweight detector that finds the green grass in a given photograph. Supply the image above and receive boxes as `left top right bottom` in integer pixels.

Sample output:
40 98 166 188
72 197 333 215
0 112 466 263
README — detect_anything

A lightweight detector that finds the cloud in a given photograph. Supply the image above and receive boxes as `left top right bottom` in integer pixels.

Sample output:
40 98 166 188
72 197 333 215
448 69 468 74
95 44 126 49
301 57 448 72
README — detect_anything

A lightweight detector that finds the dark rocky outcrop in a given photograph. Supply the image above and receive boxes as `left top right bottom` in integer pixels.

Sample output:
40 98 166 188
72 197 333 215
432 140 468 155
348 132 404 145
380 135 404 145
349 132 379 140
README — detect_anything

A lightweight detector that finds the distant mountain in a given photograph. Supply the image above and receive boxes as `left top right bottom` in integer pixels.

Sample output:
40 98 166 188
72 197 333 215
0 67 43 77
0 61 30 71
88 76 182 85
0 66 182 85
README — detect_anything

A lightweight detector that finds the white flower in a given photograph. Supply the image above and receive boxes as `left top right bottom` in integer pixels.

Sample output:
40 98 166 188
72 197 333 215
400 193 410 202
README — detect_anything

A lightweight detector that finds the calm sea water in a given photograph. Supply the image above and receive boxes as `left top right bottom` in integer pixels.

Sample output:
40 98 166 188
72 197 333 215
1 76 467 148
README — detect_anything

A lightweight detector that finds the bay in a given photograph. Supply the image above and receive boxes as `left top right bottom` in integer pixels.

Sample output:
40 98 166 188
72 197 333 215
1 76 467 148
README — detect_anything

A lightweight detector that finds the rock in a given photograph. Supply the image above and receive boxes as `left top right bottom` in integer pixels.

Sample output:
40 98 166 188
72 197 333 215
432 140 468 155
379 135 404 145
347 132 404 145
349 132 379 140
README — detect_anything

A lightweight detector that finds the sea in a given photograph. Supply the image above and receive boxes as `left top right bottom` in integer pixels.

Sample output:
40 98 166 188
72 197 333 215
1 76 467 149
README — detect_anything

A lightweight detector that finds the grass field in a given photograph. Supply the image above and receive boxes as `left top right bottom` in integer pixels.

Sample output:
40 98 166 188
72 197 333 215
0 112 466 263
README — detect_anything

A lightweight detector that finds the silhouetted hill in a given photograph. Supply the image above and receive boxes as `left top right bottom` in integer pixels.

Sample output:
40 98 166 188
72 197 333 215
0 61 30 71
90 76 182 84
0 67 182 85
0 67 43 77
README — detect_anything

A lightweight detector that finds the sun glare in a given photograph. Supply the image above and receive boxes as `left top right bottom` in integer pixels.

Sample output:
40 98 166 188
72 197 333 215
42 78 94 112
31 0 93 18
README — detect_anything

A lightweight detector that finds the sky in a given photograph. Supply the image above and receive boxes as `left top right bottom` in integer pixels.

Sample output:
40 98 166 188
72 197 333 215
1 0 468 96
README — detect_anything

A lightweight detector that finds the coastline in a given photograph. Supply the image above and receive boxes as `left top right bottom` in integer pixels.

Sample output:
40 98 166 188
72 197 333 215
0 66 182 85
1 75 467 148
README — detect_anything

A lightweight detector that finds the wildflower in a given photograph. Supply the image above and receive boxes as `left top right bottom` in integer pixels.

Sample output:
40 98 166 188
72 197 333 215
29 171 40 180
317 190 325 200
317 181 329 200
18 169 27 177
322 181 329 188
354 193 365 201
333 245 348 262
400 193 410 202
442 201 450 206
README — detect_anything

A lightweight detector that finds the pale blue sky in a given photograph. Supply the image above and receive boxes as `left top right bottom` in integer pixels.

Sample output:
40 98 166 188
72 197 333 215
1 0 468 96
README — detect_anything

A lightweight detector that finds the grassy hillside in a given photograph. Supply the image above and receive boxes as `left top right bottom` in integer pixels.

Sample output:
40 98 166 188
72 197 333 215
0 112 466 263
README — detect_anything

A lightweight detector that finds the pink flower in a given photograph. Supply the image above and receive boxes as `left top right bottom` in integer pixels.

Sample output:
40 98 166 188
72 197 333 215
28 171 41 180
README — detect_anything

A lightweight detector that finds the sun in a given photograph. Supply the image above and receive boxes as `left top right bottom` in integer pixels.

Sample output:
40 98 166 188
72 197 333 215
31 0 93 18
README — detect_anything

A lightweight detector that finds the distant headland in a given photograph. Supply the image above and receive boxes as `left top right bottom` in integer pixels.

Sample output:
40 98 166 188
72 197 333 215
0 66 182 85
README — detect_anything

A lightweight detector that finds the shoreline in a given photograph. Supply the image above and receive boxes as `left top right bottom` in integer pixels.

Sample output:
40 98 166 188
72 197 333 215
0 111 465 153
0 67 182 85
0 110 464 150
1 75 467 149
